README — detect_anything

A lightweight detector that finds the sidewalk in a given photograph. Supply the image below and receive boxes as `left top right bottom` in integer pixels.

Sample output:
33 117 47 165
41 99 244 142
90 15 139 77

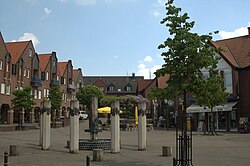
0 120 250 166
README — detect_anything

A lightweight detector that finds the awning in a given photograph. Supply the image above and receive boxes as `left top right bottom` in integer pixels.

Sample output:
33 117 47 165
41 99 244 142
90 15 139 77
187 102 238 113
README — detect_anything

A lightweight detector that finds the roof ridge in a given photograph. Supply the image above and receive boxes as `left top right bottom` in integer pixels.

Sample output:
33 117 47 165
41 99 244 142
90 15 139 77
5 40 30 44
215 35 248 42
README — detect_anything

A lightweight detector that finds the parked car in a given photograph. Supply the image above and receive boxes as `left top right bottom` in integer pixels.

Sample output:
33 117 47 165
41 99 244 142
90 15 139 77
79 111 88 120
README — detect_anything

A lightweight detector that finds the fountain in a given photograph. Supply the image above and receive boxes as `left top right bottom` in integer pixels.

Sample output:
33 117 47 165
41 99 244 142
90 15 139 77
67 97 111 150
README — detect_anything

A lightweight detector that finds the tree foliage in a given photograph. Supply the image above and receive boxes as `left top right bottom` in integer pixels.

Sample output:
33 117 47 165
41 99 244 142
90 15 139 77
76 85 104 109
11 86 34 111
156 0 220 110
100 95 119 107
48 84 62 111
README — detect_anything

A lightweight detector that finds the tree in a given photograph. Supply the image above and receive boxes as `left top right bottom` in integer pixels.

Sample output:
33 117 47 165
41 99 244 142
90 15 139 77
156 0 221 164
193 74 228 135
156 0 220 127
48 84 62 128
100 96 119 107
76 85 104 110
11 86 35 130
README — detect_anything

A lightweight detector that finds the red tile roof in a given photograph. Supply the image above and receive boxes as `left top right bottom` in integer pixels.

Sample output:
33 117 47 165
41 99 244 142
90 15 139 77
38 54 51 71
137 79 153 92
157 74 170 89
213 34 250 68
5 41 30 64
58 62 67 76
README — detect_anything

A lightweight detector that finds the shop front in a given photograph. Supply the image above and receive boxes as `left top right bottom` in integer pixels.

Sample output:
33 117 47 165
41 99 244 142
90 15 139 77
187 102 238 132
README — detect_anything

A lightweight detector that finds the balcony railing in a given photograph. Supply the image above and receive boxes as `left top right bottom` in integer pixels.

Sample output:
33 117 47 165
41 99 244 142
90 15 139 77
67 84 75 93
31 77 42 87
50 79 59 86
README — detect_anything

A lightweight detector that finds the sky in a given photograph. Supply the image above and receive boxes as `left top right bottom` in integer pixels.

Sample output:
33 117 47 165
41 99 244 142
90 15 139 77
1 0 250 79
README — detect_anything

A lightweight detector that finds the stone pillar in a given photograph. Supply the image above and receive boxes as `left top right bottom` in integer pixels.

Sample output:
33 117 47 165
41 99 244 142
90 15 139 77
138 102 147 150
90 97 98 141
39 111 42 146
69 100 79 154
29 108 34 124
111 100 120 153
7 109 14 124
40 100 51 150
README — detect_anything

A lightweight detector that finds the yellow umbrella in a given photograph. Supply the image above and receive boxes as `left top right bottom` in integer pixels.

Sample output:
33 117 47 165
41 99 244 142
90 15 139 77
98 107 111 114
135 106 138 125
98 107 123 114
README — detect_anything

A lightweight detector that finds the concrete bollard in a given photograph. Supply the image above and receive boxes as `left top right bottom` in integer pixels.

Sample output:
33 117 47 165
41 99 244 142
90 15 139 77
162 146 172 157
9 145 19 156
93 149 103 161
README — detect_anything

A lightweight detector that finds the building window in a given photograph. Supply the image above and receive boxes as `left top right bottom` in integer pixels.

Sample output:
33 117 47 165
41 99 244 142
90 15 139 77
126 86 132 91
44 89 47 98
99 86 104 92
27 69 30 78
34 89 37 99
1 83 5 94
38 90 42 99
108 86 114 91
6 84 10 95
23 68 26 77
0 60 2 70
29 48 32 58
6 63 9 72
19 66 21 75
57 75 59 81
47 89 49 97
64 78 66 84
20 87 23 90
46 71 49 80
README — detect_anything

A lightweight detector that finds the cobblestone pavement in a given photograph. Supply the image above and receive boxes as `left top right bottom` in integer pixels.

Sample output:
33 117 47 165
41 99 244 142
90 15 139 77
0 120 250 166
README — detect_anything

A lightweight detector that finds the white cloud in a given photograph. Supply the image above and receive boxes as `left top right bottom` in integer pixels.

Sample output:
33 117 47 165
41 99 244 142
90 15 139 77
152 11 161 18
157 0 166 7
144 55 153 62
219 22 250 39
75 0 96 6
136 63 161 79
44 8 52 15
18 33 40 48
113 55 118 59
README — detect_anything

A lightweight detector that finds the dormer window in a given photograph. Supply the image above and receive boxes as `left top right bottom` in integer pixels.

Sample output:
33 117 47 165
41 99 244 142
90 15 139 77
108 84 115 91
125 84 132 91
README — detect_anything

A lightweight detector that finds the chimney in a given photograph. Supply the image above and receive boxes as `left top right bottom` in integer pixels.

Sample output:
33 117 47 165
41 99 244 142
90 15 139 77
248 27 250 36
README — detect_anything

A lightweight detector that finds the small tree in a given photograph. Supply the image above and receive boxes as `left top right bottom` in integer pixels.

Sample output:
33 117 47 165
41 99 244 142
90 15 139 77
76 85 104 111
12 86 35 130
194 73 228 135
48 84 62 127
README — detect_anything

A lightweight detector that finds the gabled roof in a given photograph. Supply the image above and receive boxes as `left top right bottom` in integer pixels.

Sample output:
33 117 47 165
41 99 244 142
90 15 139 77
213 31 250 68
0 32 8 55
58 62 68 76
38 53 51 71
157 74 170 89
5 41 30 64
137 79 154 92
83 75 144 94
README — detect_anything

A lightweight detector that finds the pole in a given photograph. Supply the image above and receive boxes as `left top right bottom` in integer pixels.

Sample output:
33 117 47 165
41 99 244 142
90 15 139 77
4 151 8 166
86 155 90 166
